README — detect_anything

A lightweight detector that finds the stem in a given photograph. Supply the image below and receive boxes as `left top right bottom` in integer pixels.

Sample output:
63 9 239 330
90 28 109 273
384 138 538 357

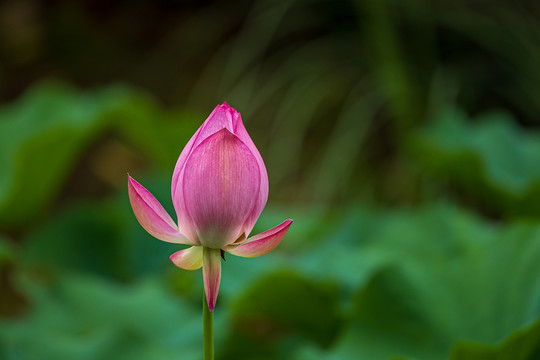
203 292 214 360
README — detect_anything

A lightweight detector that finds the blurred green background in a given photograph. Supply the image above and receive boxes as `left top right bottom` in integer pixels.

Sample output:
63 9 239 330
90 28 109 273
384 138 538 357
1 0 540 359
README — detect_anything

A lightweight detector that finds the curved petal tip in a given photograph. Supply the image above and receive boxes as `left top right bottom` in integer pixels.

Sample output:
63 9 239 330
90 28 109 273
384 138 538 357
128 175 194 245
225 219 292 258
170 246 203 270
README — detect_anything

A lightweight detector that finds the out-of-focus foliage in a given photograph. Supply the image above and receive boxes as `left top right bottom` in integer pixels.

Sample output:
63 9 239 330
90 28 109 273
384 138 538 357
412 108 540 217
1 0 540 359
4 199 540 359
0 82 198 228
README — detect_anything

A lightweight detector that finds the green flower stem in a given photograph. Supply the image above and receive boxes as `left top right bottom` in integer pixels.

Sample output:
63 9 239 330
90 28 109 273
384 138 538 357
203 292 214 360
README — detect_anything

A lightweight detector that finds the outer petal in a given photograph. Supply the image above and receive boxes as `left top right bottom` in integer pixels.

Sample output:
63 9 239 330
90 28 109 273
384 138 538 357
232 112 269 237
170 246 203 270
203 247 221 312
182 128 261 248
225 219 292 257
128 175 195 245
172 103 237 242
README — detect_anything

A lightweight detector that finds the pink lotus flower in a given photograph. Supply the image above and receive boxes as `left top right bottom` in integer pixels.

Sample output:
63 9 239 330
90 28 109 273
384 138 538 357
128 103 292 312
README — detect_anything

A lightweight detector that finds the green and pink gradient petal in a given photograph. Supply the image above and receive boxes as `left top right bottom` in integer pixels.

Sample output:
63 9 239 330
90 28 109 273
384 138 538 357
170 246 203 270
203 248 221 312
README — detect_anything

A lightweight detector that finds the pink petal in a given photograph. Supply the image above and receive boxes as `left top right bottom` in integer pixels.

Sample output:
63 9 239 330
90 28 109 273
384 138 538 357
171 104 238 242
170 246 203 270
197 103 237 141
128 175 194 245
232 113 269 237
203 247 222 312
182 128 261 248
225 219 292 257
171 127 201 243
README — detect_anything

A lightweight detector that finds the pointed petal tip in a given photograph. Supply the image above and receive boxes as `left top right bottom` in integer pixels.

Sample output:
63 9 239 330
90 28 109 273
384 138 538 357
203 247 221 313
217 127 233 135
128 175 194 245
216 102 240 122
225 219 292 258
219 101 235 111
